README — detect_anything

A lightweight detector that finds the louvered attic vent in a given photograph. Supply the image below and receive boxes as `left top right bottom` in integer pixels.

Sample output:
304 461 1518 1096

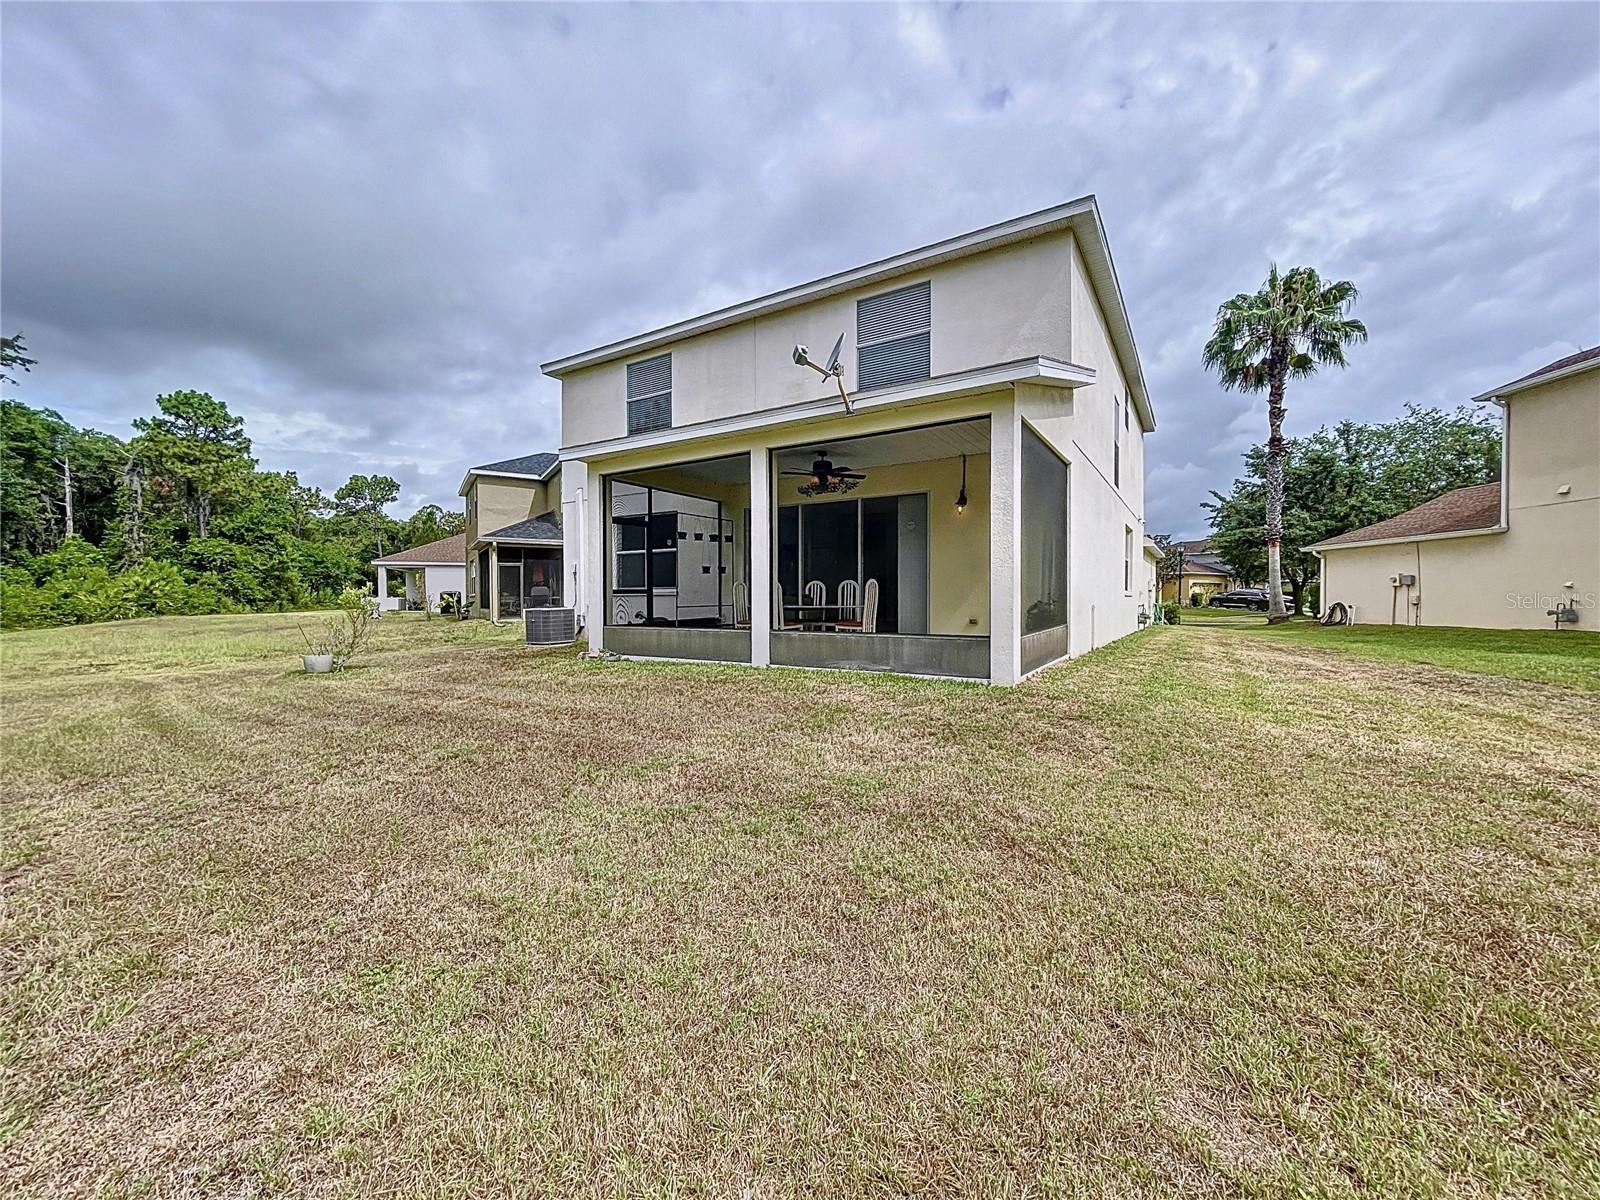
626 354 672 435
857 281 931 390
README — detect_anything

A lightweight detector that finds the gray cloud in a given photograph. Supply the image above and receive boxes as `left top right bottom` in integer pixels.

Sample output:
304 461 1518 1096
4 2 1596 534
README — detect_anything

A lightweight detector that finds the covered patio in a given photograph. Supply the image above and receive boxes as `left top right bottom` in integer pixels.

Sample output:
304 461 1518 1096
471 513 565 622
587 406 1050 680
373 534 466 614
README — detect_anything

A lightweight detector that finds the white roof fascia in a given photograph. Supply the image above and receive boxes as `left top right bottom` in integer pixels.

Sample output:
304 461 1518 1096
1308 525 1506 553
1471 354 1600 403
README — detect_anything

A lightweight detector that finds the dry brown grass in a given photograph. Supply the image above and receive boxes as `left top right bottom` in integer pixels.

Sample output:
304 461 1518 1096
2 613 1598 1197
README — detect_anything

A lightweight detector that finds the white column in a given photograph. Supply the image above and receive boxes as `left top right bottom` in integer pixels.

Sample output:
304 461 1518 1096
404 570 418 608
584 463 605 653
988 398 1021 685
376 565 391 611
561 458 590 626
749 445 772 667
488 546 499 624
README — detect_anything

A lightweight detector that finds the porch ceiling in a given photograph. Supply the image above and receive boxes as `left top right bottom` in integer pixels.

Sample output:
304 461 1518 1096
772 419 988 470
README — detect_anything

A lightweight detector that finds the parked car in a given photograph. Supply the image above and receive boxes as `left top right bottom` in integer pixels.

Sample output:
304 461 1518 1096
1208 588 1270 611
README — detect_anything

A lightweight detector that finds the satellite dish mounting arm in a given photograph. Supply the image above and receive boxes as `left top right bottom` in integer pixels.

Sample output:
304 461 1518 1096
792 335 853 413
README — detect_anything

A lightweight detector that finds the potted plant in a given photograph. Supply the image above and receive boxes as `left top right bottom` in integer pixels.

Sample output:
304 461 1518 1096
298 586 379 674
298 624 337 674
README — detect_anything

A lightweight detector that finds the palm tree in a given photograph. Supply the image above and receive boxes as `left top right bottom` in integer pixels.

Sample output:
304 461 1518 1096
1202 265 1366 623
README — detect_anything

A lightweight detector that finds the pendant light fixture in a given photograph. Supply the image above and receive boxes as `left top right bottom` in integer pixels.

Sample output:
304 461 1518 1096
956 453 969 514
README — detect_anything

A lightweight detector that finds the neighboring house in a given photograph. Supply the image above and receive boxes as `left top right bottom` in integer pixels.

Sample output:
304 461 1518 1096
373 534 466 613
1142 536 1163 617
1308 346 1599 629
543 195 1153 684
459 452 565 621
1158 537 1245 604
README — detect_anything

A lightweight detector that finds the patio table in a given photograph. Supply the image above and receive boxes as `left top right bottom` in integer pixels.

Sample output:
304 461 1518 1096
782 603 858 631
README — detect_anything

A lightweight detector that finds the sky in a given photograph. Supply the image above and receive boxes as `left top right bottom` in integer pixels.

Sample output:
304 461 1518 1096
3 2 1597 538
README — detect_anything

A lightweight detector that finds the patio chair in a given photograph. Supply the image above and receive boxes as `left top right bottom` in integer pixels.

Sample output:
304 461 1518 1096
834 579 861 627
803 580 826 605
778 585 804 630
835 578 878 632
733 580 750 627
860 578 880 633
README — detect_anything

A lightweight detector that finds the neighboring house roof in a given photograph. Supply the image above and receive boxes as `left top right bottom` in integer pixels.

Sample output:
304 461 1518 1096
1306 483 1503 550
473 452 559 477
458 451 560 496
539 194 1155 432
1179 559 1230 577
1472 345 1600 403
1175 537 1213 555
480 511 563 544
373 533 465 567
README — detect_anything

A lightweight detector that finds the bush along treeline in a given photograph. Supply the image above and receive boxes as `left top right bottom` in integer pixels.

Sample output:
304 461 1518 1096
1204 403 1502 615
1 349 462 630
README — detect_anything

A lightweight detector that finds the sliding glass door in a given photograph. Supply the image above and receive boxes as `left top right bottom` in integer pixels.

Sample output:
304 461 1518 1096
775 494 927 634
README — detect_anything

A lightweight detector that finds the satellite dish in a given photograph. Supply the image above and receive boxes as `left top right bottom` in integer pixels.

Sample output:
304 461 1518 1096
823 332 844 374
791 334 853 413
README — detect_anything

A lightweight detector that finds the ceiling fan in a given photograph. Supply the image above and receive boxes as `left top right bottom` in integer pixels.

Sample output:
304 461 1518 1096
782 449 865 496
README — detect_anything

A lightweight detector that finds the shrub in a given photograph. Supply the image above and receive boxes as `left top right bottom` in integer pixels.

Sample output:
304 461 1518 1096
298 585 379 670
0 541 242 630
1158 601 1181 625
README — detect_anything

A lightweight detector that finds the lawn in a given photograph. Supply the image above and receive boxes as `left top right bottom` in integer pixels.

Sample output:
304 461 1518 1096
1175 605 1600 691
3 614 1598 1197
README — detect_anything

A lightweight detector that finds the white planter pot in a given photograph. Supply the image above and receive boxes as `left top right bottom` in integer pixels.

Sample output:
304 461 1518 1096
302 653 335 674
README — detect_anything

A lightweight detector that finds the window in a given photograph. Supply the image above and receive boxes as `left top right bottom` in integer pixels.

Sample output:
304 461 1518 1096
1113 396 1122 488
857 281 931 390
626 353 672 435
1124 526 1134 594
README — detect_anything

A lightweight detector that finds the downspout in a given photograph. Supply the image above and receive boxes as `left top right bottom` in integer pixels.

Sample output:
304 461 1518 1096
1496 398 1510 528
1413 541 1423 627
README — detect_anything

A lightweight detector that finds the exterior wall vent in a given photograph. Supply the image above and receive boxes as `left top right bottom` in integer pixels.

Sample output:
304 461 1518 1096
626 354 672 435
857 281 931 390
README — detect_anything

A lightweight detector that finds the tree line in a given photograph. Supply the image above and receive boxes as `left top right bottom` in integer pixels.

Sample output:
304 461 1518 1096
1198 404 1501 614
1 334 461 630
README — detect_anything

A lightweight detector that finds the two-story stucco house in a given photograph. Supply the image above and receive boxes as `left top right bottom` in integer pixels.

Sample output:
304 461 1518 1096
458 452 566 621
1309 346 1599 629
542 196 1155 685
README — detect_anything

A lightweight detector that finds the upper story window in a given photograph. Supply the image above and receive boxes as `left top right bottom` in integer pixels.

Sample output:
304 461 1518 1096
857 281 931 390
1113 396 1122 488
626 353 672 435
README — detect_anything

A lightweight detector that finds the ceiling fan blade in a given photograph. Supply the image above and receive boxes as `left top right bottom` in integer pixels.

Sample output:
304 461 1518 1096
779 469 815 476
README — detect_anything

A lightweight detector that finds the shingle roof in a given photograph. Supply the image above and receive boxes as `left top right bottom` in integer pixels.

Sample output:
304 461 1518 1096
1307 483 1502 550
1500 345 1600 390
1474 345 1600 402
471 452 559 477
482 511 563 543
373 533 465 566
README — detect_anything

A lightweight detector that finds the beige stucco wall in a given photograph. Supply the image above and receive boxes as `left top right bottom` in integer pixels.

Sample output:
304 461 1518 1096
559 230 1079 448
1005 231 1145 656
1319 367 1598 630
1160 572 1228 604
464 468 562 619
466 476 553 548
